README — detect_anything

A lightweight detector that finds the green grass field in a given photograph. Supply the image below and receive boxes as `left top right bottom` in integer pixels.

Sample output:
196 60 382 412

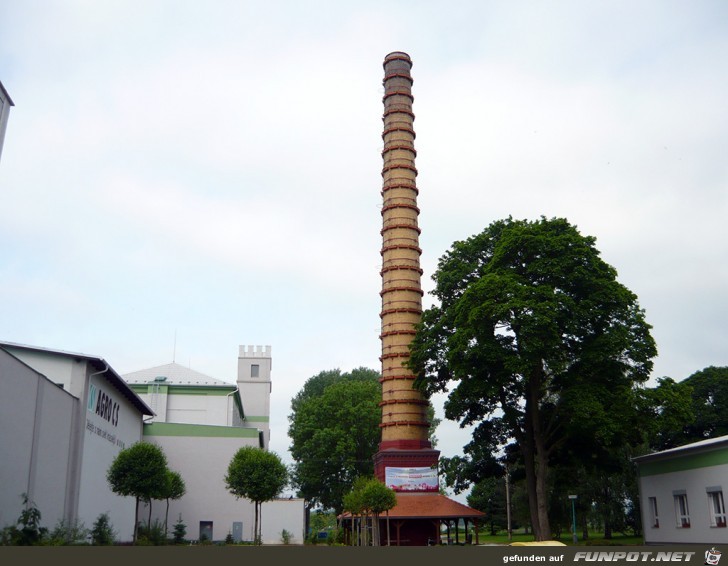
469 530 644 546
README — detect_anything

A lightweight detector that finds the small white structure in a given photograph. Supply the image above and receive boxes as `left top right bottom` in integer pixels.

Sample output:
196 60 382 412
0 341 153 541
634 435 728 545
0 80 12 164
124 346 304 544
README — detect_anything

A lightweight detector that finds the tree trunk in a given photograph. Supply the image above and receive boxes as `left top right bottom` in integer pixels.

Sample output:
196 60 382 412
254 501 259 544
387 510 390 546
134 497 140 543
521 438 541 540
603 481 612 539
527 368 551 540
259 502 263 543
165 499 170 535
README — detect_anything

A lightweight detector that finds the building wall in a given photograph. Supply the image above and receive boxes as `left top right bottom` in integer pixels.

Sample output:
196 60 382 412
5 348 88 398
77 371 145 542
0 345 148 542
166 389 233 426
260 498 306 545
0 349 75 530
639 454 728 544
139 424 300 544
132 384 241 426
142 423 261 542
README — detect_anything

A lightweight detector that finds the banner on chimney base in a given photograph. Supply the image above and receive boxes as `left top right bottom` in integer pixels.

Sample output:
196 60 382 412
385 466 439 492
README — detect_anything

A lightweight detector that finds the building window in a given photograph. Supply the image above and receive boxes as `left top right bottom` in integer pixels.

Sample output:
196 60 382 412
708 489 726 528
674 493 690 528
199 521 213 542
648 497 659 528
251 364 259 378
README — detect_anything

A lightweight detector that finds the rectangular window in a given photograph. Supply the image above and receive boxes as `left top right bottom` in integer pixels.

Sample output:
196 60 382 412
648 496 659 528
708 490 726 528
674 493 690 528
251 364 259 378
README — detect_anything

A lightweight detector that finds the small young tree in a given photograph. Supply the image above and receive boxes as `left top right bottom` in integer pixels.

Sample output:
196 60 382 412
343 478 396 546
160 470 186 535
172 515 187 545
90 513 116 545
342 479 365 545
106 442 168 543
225 446 288 544
361 478 396 546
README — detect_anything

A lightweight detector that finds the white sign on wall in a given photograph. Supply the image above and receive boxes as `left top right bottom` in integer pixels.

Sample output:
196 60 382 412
385 466 439 492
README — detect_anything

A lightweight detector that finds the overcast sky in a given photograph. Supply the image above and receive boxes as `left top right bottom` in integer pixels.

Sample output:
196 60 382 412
1 1 727 500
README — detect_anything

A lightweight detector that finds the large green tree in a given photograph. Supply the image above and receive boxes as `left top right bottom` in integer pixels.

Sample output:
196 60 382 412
288 368 381 512
289 367 439 512
107 442 169 543
467 477 508 535
224 446 288 544
409 217 656 540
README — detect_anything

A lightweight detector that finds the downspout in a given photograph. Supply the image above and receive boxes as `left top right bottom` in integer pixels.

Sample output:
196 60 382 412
226 387 240 426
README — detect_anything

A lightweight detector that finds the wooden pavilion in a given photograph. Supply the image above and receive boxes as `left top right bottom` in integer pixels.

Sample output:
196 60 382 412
342 492 486 546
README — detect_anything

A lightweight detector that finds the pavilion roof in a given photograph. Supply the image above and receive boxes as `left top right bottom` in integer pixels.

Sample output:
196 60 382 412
341 493 486 520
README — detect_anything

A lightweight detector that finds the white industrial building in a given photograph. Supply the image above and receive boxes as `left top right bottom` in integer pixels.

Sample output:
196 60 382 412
634 435 728 545
123 345 304 544
0 341 304 544
0 341 153 542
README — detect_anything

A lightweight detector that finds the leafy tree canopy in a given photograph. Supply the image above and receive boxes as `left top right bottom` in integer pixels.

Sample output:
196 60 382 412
289 369 381 512
638 376 695 451
225 446 288 504
342 477 396 546
290 368 380 417
107 441 169 542
107 442 169 501
409 216 657 540
683 366 728 441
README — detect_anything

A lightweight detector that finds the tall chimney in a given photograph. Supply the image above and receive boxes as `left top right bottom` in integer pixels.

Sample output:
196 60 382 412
375 51 439 484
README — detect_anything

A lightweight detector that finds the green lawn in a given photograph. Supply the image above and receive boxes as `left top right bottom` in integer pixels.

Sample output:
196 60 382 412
471 530 644 546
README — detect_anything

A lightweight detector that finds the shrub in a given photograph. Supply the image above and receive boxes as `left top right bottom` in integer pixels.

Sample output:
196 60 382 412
280 529 292 544
90 513 116 545
47 519 89 545
1 493 48 545
137 520 167 545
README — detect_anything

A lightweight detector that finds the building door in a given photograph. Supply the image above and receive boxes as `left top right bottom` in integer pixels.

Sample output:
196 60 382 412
232 522 243 543
199 521 213 542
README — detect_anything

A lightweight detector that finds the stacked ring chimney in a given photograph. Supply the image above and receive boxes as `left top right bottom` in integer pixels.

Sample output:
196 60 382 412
377 52 433 454
373 53 484 544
